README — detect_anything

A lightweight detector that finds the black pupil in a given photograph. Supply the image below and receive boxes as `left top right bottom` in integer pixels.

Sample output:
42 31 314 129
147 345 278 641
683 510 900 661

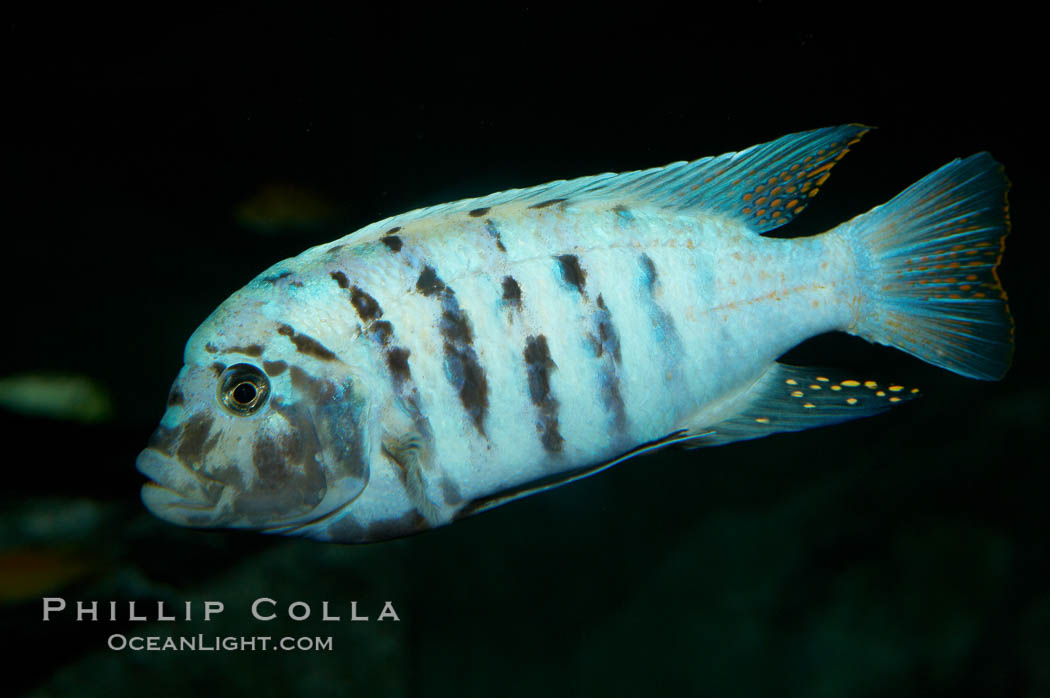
232 382 257 405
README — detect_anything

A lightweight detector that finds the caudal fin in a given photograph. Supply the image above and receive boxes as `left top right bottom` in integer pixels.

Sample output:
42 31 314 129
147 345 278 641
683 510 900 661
835 153 1013 380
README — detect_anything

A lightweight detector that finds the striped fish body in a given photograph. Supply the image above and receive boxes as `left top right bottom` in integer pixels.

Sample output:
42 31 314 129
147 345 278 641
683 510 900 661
291 204 845 519
137 125 1012 543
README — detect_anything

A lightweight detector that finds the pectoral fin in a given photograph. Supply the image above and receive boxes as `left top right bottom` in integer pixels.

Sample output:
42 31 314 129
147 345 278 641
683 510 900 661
382 431 446 526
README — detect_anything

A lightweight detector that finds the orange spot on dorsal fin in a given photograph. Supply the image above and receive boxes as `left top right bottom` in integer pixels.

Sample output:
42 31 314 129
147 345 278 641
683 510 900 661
649 125 870 236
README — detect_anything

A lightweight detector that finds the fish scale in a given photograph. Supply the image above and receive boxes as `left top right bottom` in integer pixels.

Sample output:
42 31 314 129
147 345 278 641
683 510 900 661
136 124 1013 543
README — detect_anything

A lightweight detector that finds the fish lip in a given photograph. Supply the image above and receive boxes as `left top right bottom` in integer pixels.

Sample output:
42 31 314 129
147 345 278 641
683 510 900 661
135 448 216 514
140 482 218 521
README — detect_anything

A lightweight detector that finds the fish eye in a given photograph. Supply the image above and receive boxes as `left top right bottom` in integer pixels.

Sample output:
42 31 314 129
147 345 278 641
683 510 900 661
218 364 270 416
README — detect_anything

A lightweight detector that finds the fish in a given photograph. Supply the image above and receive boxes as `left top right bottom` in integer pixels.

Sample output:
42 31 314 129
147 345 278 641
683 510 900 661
135 125 1012 543
235 182 341 236
0 547 102 603
0 373 113 423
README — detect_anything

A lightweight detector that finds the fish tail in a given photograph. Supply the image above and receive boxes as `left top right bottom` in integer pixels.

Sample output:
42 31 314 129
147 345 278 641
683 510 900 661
833 153 1013 380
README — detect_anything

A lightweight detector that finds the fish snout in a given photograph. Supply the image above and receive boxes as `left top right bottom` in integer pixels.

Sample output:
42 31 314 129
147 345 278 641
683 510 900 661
136 448 222 526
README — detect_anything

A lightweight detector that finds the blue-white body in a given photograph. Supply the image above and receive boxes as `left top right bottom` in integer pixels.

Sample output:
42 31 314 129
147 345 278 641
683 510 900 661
136 125 1012 543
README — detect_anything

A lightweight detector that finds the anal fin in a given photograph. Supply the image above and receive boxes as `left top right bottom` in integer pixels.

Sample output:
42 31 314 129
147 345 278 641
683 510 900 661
680 363 920 449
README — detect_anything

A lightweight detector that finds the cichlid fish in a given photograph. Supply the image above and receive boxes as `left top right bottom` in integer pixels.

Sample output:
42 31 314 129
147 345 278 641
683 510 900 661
136 125 1012 543
0 373 113 423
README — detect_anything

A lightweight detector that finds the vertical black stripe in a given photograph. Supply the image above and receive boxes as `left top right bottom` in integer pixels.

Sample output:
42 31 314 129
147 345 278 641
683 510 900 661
599 375 627 433
416 266 489 436
639 253 658 290
440 302 488 436
349 286 383 321
339 283 420 428
592 295 622 363
501 275 522 308
485 219 506 252
386 347 412 386
638 253 684 390
555 254 587 295
416 266 446 296
369 320 393 345
523 335 564 453
330 271 350 288
590 294 626 431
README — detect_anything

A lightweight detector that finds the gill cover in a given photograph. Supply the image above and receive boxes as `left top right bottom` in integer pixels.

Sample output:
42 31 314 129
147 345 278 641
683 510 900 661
262 364 373 532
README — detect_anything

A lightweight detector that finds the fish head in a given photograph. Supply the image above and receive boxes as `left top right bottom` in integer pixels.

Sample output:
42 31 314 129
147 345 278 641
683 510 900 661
136 292 373 534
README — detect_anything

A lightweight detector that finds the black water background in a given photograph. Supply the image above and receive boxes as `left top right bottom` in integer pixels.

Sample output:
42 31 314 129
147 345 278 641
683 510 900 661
4 8 1047 698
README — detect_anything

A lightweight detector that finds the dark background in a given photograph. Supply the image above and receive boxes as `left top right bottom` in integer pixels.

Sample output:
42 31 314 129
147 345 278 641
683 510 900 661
4 6 1047 697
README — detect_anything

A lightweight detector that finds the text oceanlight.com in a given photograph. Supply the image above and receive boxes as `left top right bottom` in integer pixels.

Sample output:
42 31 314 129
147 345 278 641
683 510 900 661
107 634 334 652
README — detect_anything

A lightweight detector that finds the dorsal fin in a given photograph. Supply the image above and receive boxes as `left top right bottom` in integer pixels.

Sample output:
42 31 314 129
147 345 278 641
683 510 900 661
665 123 871 232
344 125 871 244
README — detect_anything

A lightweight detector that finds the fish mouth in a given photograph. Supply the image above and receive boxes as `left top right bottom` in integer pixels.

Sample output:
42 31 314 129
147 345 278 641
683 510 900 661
136 448 221 525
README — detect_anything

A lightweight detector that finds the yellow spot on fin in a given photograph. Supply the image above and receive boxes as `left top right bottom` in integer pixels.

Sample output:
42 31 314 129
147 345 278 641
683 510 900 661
678 363 919 449
683 125 870 234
